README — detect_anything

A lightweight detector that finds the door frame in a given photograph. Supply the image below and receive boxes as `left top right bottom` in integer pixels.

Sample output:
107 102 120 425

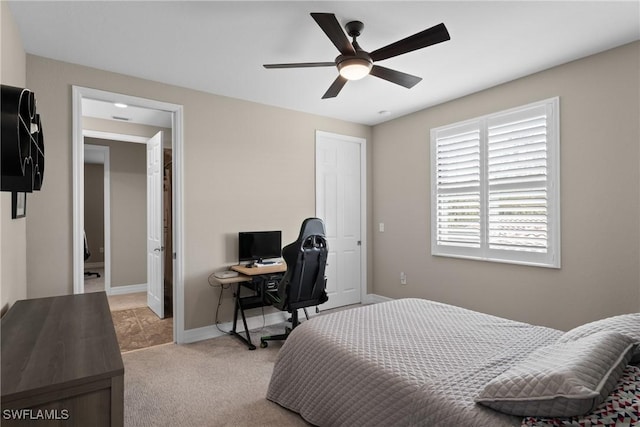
72 86 186 343
315 130 367 307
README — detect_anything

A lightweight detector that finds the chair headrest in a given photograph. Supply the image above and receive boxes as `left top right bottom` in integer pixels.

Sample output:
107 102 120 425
297 218 326 242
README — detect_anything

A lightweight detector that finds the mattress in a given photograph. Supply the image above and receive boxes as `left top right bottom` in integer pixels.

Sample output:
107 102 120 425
267 298 563 426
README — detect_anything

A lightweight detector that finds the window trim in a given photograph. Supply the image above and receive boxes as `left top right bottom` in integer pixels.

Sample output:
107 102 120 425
430 97 561 268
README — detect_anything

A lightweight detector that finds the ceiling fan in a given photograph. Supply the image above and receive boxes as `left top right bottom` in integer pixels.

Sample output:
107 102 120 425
263 13 450 99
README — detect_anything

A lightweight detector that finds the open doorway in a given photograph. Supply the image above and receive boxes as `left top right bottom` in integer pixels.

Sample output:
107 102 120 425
83 136 154 299
72 86 185 344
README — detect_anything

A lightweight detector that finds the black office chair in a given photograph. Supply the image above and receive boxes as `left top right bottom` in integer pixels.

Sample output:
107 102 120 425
84 231 101 278
260 218 329 348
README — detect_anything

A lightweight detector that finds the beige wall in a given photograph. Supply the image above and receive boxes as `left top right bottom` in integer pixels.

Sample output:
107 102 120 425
84 163 104 263
25 55 372 329
372 41 640 331
0 2 27 315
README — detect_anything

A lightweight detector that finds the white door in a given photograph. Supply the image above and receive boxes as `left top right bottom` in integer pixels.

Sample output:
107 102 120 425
316 131 365 310
147 132 164 318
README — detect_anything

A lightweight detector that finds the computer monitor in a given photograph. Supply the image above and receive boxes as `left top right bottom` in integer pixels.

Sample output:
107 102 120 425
238 231 282 264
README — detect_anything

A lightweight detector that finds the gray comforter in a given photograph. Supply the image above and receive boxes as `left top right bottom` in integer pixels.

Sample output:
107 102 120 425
267 298 562 426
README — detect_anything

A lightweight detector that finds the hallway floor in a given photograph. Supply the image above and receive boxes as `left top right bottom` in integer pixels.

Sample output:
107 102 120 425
84 269 173 352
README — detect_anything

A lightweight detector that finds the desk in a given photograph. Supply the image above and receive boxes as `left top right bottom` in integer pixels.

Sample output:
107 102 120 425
217 263 286 350
231 263 287 277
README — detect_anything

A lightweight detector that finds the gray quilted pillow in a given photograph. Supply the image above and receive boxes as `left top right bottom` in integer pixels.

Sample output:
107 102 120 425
556 313 640 364
475 331 635 417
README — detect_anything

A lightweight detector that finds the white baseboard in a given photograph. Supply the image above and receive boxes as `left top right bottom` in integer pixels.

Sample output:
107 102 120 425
181 295 393 344
181 309 289 344
363 293 393 304
108 283 147 295
84 262 104 269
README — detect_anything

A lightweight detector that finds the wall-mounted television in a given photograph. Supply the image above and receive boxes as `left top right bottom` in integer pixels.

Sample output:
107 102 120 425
238 231 282 264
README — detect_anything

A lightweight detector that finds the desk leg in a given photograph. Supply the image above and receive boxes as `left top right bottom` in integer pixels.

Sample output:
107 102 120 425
230 282 256 350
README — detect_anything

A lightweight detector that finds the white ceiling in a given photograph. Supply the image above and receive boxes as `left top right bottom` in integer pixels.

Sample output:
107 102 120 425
82 98 173 128
9 1 640 126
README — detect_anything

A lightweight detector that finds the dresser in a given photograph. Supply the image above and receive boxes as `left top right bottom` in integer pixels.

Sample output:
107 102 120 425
1 292 124 426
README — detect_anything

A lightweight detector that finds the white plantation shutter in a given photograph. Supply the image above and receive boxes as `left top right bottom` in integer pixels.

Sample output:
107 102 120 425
431 98 560 268
433 123 481 250
488 105 549 253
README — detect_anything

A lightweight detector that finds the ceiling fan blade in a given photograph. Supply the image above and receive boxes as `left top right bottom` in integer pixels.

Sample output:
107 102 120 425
370 65 422 88
370 23 450 62
322 75 348 99
264 62 335 69
311 13 356 56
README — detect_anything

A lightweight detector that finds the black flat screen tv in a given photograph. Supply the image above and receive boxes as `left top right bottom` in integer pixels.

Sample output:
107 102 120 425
238 231 282 264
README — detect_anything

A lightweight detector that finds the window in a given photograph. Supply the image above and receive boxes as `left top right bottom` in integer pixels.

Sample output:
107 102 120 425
430 97 560 268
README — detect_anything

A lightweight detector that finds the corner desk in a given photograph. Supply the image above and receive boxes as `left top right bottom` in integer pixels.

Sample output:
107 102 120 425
214 263 286 350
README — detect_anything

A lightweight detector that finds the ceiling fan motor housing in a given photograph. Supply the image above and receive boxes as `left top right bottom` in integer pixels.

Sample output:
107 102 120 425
345 20 364 38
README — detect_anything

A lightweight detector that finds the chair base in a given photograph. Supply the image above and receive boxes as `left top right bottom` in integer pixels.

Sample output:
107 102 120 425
260 308 311 348
260 330 291 348
84 271 101 278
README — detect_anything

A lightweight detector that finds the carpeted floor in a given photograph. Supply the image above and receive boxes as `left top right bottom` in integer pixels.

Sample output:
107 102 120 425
122 325 310 426
112 306 173 352
84 267 105 293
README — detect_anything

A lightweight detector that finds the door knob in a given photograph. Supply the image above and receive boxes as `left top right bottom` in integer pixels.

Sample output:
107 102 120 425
154 247 164 252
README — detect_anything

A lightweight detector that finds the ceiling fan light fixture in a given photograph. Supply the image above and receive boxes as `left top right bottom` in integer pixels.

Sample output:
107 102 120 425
338 57 372 80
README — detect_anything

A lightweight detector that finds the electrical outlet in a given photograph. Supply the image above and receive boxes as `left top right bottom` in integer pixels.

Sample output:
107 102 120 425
379 222 385 232
400 272 407 285
99 247 104 253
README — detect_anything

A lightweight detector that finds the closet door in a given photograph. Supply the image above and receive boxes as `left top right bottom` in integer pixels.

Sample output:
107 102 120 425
315 131 365 310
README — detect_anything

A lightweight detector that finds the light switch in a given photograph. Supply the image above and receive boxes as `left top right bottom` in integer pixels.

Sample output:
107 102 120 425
379 222 385 232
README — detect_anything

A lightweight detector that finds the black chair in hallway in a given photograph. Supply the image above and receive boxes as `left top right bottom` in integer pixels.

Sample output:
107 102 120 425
260 218 329 348
84 231 101 278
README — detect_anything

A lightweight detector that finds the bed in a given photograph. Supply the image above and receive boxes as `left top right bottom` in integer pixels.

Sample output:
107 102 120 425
266 298 639 426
